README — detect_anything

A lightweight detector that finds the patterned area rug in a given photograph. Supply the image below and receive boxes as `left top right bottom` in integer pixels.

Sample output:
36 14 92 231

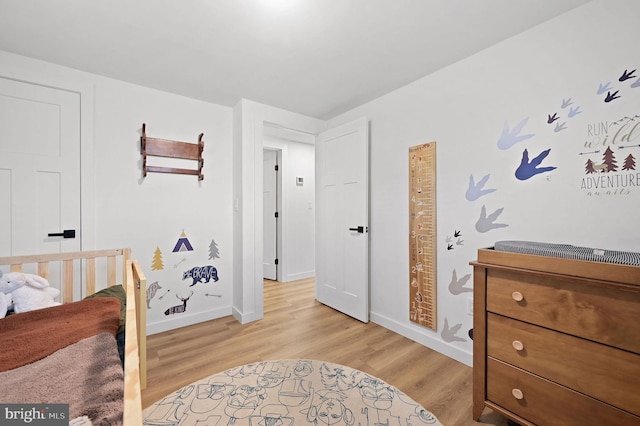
143 359 443 425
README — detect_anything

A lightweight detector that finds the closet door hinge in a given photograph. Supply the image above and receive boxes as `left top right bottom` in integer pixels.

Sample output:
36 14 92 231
275 211 279 218
275 258 279 265
275 165 279 171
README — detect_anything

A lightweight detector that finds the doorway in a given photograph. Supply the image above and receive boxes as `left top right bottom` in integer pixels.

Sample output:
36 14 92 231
257 117 369 323
262 122 316 284
235 100 367 324
263 148 279 280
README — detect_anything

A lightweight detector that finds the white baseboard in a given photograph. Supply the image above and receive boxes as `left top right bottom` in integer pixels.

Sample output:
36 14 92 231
282 270 315 282
147 306 232 335
232 305 264 324
370 311 472 367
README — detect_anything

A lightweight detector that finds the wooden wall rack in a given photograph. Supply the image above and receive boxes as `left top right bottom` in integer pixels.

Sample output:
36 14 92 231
141 123 205 180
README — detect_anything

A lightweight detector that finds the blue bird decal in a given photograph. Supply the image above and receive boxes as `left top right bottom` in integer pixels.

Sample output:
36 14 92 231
568 106 582 117
515 148 556 180
497 118 535 150
465 173 496 201
597 82 612 95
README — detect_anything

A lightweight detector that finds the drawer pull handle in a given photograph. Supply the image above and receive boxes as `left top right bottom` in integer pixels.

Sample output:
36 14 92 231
511 291 524 302
512 340 524 351
512 388 524 400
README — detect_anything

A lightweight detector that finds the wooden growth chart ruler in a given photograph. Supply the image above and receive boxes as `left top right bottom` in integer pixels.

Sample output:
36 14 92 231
409 142 437 330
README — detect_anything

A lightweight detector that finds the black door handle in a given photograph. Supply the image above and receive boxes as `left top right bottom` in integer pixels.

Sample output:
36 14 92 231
348 226 365 233
48 229 76 239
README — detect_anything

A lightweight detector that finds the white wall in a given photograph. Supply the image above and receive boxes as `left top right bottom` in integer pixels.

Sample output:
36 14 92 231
263 134 315 281
93 77 234 335
329 0 640 366
0 50 234 335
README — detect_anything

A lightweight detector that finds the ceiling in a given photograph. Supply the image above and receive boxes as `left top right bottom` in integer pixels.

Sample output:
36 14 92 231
0 0 591 119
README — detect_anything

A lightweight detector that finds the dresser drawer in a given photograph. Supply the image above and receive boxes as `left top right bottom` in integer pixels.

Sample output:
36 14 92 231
486 269 640 353
487 358 640 425
487 313 640 416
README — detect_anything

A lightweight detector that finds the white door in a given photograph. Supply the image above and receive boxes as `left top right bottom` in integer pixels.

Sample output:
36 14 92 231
263 149 278 280
0 77 81 259
315 117 369 322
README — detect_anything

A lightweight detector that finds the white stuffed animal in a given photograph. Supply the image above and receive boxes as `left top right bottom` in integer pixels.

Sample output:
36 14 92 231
0 272 61 315
0 292 10 319
0 270 10 319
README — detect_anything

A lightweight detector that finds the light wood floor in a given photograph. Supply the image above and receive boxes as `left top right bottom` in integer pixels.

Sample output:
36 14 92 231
142 277 508 425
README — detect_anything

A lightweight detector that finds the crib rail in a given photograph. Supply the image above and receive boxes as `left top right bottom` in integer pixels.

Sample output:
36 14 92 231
0 248 130 303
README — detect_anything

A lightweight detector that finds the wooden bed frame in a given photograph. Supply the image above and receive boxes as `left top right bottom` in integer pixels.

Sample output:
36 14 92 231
0 248 147 425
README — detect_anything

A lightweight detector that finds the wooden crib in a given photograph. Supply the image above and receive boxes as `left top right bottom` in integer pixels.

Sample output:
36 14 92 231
0 248 147 425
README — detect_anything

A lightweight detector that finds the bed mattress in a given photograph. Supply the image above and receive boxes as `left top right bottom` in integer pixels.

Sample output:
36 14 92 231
493 240 640 266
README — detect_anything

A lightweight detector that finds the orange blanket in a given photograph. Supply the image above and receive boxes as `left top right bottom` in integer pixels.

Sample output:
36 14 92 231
0 297 121 372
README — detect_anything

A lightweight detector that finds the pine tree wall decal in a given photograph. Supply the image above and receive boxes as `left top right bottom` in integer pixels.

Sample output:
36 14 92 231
602 146 618 172
152 246 164 271
209 239 220 260
622 153 636 171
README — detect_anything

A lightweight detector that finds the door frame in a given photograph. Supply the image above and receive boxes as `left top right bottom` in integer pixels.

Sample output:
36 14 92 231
0 53 96 251
233 99 324 323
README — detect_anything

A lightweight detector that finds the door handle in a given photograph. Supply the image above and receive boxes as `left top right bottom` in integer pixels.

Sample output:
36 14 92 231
348 226 366 233
47 229 76 239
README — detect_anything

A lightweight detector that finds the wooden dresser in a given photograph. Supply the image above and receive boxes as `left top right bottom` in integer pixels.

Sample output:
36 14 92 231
471 248 640 425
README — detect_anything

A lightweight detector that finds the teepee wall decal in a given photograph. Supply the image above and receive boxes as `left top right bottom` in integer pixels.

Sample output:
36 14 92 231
172 230 194 252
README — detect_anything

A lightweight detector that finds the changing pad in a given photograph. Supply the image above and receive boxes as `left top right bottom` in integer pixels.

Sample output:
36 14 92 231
494 240 640 267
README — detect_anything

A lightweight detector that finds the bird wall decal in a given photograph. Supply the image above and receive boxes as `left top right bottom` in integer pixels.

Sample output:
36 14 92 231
497 118 535 150
465 173 496 201
475 205 509 233
568 106 582 117
619 69 636 82
605 90 621 102
597 82 612 95
441 317 466 343
561 98 573 108
515 148 557 180
448 269 472 295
